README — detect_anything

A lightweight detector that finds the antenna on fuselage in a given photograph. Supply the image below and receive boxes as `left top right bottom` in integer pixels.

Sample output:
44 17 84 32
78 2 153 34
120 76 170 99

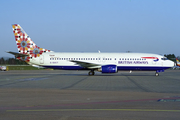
98 50 101 53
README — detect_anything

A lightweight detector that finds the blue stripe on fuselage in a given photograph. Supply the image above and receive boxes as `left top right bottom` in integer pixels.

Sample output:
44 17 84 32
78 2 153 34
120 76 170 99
43 66 88 70
117 66 170 71
42 65 171 71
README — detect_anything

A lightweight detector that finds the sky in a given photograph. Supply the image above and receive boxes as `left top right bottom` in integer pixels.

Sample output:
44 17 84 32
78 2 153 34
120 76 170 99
0 0 180 58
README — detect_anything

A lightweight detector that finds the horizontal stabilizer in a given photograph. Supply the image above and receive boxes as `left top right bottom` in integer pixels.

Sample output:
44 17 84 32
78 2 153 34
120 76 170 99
6 51 29 57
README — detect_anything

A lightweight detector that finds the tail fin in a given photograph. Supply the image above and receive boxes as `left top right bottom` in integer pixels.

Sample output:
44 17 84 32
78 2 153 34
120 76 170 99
12 24 51 62
176 58 179 62
176 58 180 66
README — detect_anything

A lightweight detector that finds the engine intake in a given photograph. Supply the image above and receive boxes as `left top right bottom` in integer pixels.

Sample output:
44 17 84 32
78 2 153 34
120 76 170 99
98 65 117 73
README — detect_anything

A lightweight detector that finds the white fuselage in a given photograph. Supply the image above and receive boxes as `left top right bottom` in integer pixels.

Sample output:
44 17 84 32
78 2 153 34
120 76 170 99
29 52 174 71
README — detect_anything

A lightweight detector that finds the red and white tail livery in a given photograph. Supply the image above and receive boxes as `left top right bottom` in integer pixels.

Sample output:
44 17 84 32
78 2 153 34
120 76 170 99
11 24 51 62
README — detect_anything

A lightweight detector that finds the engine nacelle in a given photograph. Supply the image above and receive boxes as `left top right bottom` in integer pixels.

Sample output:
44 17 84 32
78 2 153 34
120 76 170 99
98 65 117 73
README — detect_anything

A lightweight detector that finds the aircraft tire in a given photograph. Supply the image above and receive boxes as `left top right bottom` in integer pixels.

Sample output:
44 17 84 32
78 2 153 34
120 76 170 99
155 72 159 76
88 71 95 76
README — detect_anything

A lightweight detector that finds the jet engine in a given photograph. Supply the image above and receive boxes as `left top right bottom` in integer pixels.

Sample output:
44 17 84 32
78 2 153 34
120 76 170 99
98 65 117 73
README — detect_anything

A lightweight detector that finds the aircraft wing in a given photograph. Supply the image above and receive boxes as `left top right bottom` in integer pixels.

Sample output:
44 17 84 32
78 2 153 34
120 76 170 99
70 60 101 69
6 51 29 57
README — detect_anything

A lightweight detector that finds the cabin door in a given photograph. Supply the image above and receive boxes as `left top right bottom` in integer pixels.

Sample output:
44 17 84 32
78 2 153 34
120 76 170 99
40 55 44 64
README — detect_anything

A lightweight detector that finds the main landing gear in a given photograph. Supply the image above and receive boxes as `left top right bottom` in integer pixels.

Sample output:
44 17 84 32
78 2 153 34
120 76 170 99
88 70 95 76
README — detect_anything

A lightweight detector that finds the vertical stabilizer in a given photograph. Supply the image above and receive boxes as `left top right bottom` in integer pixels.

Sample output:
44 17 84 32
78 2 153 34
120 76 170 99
176 58 180 66
12 24 51 62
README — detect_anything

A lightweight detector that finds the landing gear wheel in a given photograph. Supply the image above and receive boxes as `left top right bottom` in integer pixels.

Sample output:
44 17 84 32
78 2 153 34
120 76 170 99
88 71 95 76
155 72 159 76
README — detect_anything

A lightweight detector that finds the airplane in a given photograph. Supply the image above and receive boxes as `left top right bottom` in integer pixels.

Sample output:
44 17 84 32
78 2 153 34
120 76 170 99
176 58 180 66
7 24 174 76
173 58 180 70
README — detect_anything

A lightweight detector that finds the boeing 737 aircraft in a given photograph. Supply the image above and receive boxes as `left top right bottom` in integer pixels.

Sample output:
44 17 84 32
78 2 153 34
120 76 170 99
173 58 180 70
176 58 180 67
7 24 174 76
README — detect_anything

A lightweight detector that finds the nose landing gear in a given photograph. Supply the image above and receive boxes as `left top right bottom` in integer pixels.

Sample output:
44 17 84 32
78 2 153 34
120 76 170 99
155 72 159 76
155 70 164 76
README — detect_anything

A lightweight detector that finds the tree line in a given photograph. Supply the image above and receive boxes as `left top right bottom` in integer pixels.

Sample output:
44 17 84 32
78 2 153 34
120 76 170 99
0 54 180 65
0 57 28 65
164 54 180 62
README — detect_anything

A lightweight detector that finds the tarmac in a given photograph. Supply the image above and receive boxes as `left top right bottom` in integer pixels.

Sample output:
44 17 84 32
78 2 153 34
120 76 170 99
0 70 180 120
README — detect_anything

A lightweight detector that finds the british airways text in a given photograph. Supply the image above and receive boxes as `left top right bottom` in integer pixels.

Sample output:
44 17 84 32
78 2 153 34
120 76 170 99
118 61 148 64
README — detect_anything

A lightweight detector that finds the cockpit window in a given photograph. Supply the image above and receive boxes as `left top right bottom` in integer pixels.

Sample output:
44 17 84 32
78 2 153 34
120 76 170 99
161 58 168 60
